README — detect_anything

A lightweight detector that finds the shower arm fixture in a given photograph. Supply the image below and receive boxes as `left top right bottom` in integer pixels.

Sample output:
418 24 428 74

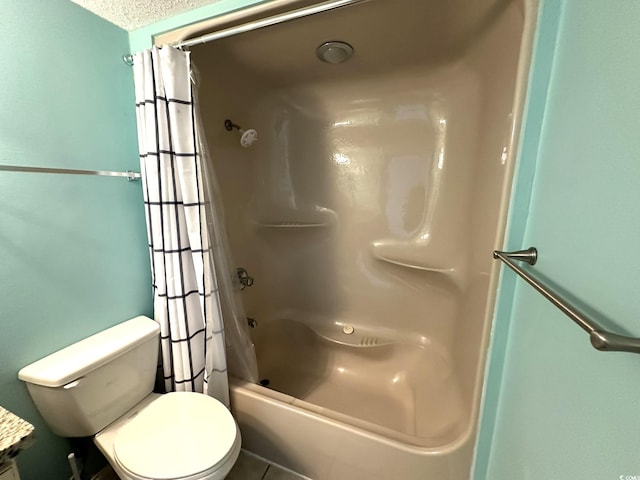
224 119 258 148
224 119 242 132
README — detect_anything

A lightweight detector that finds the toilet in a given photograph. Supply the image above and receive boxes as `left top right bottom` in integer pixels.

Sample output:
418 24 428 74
18 316 241 480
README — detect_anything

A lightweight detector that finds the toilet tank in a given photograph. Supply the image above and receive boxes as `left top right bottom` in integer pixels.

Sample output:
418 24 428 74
18 316 160 437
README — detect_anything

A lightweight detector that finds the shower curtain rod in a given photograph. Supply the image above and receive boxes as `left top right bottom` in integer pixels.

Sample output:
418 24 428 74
123 0 367 64
0 164 141 181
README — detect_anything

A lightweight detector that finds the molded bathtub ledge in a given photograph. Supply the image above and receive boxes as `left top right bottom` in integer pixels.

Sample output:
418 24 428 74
370 239 457 273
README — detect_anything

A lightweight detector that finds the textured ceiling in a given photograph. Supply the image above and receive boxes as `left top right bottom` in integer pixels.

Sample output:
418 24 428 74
69 0 221 31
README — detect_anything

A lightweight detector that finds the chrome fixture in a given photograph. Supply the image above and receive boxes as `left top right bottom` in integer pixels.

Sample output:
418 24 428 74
496 247 538 265
0 163 140 181
123 0 366 64
316 41 354 64
225 119 258 148
494 248 640 354
236 267 254 290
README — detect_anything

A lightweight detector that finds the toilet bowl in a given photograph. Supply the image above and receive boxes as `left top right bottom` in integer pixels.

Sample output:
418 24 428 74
95 392 240 480
18 316 241 480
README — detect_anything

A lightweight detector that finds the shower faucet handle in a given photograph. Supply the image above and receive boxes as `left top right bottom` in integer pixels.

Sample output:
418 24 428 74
236 267 254 290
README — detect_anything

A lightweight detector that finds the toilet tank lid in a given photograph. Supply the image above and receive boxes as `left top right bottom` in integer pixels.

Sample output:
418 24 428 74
18 316 160 388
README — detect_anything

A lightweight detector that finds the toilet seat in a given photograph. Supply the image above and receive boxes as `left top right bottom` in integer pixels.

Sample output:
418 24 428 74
113 392 239 480
115 435 241 480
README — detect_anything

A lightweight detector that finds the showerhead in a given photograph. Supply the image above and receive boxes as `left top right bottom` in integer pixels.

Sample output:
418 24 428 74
225 119 258 148
240 129 258 148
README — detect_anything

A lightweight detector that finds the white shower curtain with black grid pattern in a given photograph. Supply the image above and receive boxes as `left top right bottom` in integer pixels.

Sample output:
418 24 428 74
133 46 229 405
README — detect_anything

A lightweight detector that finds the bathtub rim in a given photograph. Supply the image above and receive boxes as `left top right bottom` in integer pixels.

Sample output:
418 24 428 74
230 378 473 454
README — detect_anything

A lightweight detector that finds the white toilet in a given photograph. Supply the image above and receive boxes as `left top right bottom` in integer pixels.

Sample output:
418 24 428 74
18 316 241 480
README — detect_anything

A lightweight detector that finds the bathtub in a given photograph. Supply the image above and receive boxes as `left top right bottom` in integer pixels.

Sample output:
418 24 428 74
162 0 540 477
230 317 473 479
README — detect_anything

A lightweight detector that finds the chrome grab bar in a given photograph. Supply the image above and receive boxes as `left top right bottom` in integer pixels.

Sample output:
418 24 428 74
493 248 640 354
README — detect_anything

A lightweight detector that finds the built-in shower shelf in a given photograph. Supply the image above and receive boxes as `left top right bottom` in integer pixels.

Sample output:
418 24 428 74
372 253 455 274
370 240 456 274
249 206 336 230
252 221 330 229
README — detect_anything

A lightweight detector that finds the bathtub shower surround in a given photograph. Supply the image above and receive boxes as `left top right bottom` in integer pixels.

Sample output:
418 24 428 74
160 0 539 477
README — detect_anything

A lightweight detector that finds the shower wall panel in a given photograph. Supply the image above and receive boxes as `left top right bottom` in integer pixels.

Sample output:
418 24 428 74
201 64 484 342
190 0 530 472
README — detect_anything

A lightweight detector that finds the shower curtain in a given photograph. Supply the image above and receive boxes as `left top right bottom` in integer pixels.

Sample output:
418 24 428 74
132 46 258 405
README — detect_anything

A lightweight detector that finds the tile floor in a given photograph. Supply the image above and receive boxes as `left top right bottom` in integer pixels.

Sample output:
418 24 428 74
227 450 308 480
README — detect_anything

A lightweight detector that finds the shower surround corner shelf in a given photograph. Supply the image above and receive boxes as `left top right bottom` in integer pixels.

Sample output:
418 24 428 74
252 221 330 229
370 241 456 274
372 254 456 274
248 207 337 230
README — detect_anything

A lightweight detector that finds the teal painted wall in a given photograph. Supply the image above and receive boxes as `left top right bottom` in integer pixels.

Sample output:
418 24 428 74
478 0 640 478
0 1 152 479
